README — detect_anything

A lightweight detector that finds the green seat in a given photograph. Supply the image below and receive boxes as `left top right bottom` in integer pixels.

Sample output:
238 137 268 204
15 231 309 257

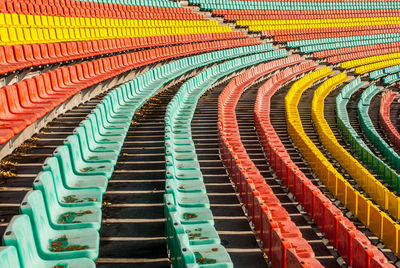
37 160 103 208
53 146 108 192
20 190 99 260
64 140 115 179
91 108 130 131
64 135 118 166
3 215 96 267
165 194 214 225
0 247 20 268
80 116 125 144
32 171 102 230
73 126 121 155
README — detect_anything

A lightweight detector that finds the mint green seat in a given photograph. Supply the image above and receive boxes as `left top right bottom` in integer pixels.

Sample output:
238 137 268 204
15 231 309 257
80 117 125 144
165 194 214 225
91 108 130 131
3 215 96 268
0 246 20 268
73 126 121 155
53 146 108 192
32 171 102 230
169 212 221 246
96 102 131 125
37 161 103 208
98 99 132 120
64 135 117 166
20 190 99 260
86 113 127 137
64 141 115 179
165 173 205 192
166 182 210 208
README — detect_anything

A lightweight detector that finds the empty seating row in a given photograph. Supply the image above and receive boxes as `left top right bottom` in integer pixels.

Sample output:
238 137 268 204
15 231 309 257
285 67 397 263
0 41 276 267
0 32 248 75
0 38 261 145
190 0 400 10
0 15 233 46
253 62 392 267
313 41 400 60
164 49 289 267
312 74 400 255
218 55 324 267
380 90 400 151
358 85 400 173
0 0 204 20
383 72 400 85
336 82 400 207
371 64 400 79
269 27 400 44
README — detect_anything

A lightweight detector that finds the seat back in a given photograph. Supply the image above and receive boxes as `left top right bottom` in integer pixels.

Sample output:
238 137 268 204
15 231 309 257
20 190 52 252
3 215 41 266
0 246 20 268
52 145 77 186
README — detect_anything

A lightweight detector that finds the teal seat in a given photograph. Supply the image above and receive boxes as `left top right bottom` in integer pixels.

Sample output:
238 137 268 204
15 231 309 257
90 108 130 132
165 175 206 192
91 107 130 129
164 194 214 225
20 190 99 260
53 146 108 192
86 113 127 137
166 182 210 208
64 134 118 166
64 141 115 179
73 126 121 155
32 171 102 230
37 161 103 208
80 117 125 145
98 99 132 120
3 215 96 268
0 246 20 268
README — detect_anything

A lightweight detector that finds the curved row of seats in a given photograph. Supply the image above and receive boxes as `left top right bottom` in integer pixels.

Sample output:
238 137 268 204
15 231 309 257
336 81 400 216
312 73 400 254
284 67 396 265
358 85 400 173
218 56 325 267
380 90 400 151
253 62 393 267
164 48 291 267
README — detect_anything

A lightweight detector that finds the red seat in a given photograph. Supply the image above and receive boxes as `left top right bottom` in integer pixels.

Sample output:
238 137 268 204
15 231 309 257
0 87 37 124
6 84 47 118
0 128 14 144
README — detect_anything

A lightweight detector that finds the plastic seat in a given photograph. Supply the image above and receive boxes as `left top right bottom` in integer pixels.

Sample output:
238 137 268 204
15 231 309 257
0 246 20 268
64 134 117 165
73 126 121 155
3 215 96 268
2 86 42 122
64 138 115 179
15 80 55 112
20 190 99 260
165 194 214 225
79 119 124 149
32 171 101 230
53 145 108 193
38 159 103 208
